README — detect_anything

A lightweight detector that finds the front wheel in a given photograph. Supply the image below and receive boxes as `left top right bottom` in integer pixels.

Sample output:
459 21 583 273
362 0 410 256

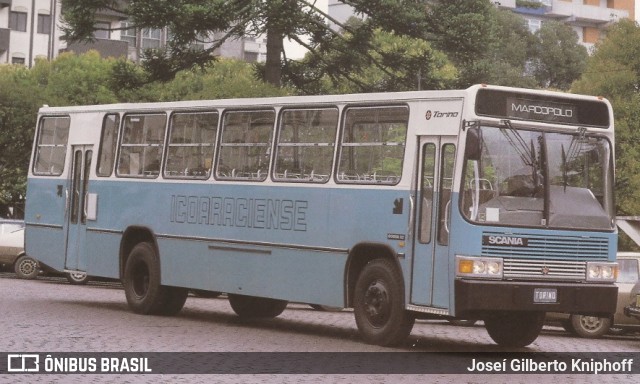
123 242 188 316
14 255 39 280
353 258 414 346
484 311 544 347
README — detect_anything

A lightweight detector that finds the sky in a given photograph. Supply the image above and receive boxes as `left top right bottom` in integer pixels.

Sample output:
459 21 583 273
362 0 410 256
283 0 329 59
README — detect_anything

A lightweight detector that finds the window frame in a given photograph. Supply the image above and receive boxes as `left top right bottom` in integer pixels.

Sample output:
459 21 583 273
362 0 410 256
163 110 220 180
335 104 409 186
9 11 27 32
272 106 339 184
115 112 167 179
96 113 121 177
215 109 276 182
32 115 71 176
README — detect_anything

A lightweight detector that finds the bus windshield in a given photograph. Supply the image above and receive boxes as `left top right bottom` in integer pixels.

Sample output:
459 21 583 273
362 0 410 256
461 125 614 230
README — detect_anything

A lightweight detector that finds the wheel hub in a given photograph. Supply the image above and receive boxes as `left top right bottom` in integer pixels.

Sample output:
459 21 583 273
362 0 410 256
19 260 36 275
580 316 602 331
363 279 390 327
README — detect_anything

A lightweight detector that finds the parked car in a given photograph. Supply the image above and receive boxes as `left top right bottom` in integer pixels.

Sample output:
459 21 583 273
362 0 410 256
0 220 39 279
624 281 640 320
546 252 640 338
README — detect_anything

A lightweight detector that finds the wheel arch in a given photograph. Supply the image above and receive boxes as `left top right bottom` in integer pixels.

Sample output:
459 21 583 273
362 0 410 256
344 242 403 308
119 226 158 280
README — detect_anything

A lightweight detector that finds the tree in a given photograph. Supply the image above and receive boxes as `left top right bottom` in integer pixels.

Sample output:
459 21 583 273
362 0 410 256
424 0 494 87
0 65 44 214
60 0 431 88
532 21 587 90
571 20 640 248
471 7 538 88
286 26 457 93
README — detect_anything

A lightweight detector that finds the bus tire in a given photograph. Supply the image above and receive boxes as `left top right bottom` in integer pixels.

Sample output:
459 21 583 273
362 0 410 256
123 242 188 316
484 311 544 347
353 258 414 346
228 294 288 319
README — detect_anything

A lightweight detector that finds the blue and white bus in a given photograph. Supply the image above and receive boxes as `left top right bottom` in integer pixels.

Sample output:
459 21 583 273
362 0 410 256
25 85 618 347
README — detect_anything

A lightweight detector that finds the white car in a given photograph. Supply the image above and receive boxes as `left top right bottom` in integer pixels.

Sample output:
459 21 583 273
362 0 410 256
0 220 39 279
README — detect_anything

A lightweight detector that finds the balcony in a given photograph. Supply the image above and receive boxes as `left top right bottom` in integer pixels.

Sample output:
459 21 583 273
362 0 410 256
0 28 9 52
544 0 628 24
0 0 11 9
64 39 128 58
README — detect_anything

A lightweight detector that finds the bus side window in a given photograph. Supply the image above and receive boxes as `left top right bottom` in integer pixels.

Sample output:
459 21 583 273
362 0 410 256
337 106 408 185
164 112 218 179
97 114 120 177
33 116 70 176
438 144 456 245
116 113 166 178
274 108 338 183
216 110 275 181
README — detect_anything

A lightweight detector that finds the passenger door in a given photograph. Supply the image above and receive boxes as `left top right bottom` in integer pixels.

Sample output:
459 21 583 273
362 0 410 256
411 136 456 309
64 145 94 273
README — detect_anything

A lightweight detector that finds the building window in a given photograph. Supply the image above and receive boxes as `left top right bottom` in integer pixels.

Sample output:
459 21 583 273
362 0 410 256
37 14 51 34
526 18 542 33
9 11 27 32
121 21 137 47
94 22 111 39
11 57 25 65
141 28 162 49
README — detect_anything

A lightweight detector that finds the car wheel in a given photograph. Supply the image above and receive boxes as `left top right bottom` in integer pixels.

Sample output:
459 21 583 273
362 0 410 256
569 315 611 338
66 271 90 285
14 255 39 280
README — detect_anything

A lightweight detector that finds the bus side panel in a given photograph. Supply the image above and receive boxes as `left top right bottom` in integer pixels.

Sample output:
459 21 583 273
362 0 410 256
25 177 67 271
159 238 348 306
84 231 122 279
86 180 410 305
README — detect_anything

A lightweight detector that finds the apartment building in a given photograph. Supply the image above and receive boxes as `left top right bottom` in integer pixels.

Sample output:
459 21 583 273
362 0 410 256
0 0 266 67
328 0 635 50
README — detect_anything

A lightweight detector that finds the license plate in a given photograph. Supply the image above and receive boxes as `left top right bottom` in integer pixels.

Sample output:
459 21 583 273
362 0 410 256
534 288 557 303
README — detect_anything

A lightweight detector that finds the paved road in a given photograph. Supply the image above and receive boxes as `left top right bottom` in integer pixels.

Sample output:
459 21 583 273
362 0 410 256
0 273 638 383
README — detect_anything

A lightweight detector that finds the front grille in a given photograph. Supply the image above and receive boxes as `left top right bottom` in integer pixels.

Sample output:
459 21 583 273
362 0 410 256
482 232 609 260
503 258 585 280
482 231 610 281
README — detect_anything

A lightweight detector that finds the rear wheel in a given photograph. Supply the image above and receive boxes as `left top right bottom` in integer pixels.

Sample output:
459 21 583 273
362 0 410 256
14 255 39 280
484 311 544 347
569 315 610 338
228 294 288 318
353 258 414 346
123 242 188 316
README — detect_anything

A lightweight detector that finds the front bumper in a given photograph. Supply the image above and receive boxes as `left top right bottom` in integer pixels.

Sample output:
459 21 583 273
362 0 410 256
624 305 640 319
455 279 617 317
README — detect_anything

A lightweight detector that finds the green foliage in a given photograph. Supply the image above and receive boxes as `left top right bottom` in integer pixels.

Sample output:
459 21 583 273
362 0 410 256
287 28 458 93
571 20 640 242
0 65 43 205
532 21 587 90
32 51 119 106
156 59 291 101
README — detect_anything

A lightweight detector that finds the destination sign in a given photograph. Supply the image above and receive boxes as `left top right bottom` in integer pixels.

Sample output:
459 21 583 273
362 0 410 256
475 88 610 128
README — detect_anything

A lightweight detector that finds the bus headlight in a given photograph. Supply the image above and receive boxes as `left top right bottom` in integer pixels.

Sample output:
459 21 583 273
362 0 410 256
456 256 503 279
586 262 617 282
